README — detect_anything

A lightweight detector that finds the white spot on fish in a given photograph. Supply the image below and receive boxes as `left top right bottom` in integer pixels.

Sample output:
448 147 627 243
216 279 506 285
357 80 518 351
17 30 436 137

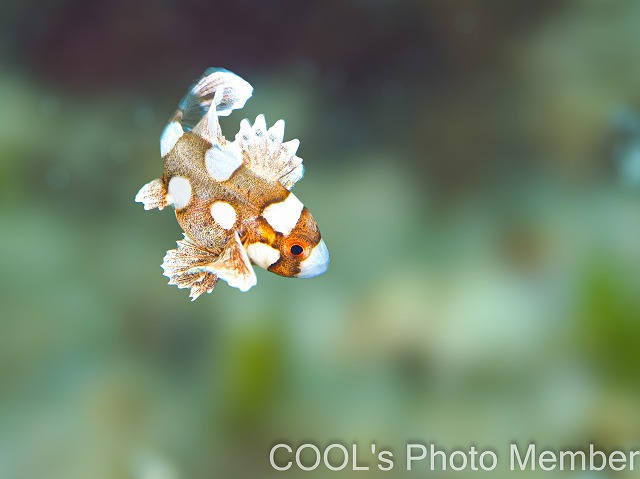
160 121 184 157
210 201 237 229
262 193 304 235
247 242 281 269
168 176 191 209
205 143 242 181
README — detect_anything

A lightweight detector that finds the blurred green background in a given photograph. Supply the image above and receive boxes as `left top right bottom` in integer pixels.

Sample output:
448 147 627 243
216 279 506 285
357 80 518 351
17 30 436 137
2 1 640 477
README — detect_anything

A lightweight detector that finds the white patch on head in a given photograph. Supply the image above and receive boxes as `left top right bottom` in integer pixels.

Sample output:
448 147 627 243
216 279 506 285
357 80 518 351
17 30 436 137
262 193 304 235
210 201 237 229
297 239 329 278
205 142 242 181
160 121 184 157
167 176 192 209
247 242 281 269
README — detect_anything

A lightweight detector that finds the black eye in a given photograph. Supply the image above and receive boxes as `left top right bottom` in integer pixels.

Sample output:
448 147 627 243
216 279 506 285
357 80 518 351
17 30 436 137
290 244 304 256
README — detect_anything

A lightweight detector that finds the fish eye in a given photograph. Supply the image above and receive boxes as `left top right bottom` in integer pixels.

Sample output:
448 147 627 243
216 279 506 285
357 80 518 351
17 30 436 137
290 244 304 256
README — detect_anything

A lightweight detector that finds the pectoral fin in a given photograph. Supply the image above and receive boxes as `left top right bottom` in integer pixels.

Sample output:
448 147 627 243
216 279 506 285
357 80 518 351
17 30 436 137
207 231 257 292
135 178 169 210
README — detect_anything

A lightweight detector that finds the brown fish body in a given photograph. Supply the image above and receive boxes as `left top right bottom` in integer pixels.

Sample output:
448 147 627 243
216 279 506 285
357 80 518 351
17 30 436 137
135 68 329 299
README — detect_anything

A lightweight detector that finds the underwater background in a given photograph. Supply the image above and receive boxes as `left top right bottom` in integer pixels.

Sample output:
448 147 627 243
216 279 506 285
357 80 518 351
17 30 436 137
2 1 640 477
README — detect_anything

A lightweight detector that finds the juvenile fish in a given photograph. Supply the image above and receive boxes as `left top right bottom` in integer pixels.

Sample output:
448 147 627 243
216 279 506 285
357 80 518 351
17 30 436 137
136 68 329 300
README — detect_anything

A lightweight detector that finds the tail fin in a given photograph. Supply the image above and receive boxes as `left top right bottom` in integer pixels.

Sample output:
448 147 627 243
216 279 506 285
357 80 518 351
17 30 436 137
160 68 253 156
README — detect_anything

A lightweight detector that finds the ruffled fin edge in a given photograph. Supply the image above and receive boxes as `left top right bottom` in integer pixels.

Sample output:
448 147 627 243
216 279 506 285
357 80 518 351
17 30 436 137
236 114 304 190
162 68 253 153
161 231 257 300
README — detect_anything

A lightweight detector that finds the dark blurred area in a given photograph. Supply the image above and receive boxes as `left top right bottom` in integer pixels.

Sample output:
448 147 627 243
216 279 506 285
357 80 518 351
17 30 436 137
2 1 640 478
2 0 571 195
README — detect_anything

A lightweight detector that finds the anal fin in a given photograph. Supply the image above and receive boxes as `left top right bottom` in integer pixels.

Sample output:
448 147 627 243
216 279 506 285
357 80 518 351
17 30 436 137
162 235 220 300
170 270 219 301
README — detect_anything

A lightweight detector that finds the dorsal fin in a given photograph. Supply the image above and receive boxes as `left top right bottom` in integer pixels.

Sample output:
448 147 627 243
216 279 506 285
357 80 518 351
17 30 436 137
160 68 253 156
236 114 304 190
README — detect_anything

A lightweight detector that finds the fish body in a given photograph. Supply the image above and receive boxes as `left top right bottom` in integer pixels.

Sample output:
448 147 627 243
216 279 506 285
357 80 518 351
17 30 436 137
136 68 329 300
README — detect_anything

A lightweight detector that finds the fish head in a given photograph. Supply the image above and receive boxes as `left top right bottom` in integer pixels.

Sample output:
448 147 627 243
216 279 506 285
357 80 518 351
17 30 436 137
246 193 329 279
275 224 329 280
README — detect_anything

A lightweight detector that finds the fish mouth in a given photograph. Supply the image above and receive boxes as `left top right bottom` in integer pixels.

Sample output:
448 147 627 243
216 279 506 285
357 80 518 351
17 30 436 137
297 239 329 278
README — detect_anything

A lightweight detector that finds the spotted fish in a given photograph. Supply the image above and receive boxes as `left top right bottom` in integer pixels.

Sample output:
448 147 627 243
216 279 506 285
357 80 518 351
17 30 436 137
135 68 329 300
